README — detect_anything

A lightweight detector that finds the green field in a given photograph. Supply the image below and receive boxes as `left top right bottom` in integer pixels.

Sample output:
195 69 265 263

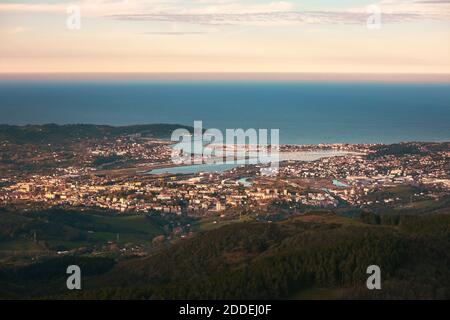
0 239 45 252
0 210 166 253
194 215 253 232
89 215 164 239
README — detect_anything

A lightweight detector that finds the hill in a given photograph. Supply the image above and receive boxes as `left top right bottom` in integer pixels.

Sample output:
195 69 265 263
369 142 450 159
0 123 194 145
0 212 447 300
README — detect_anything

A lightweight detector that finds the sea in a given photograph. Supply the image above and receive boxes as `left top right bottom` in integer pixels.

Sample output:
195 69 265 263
0 81 449 145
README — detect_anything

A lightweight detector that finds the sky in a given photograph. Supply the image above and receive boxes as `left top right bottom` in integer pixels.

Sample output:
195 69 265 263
0 0 449 78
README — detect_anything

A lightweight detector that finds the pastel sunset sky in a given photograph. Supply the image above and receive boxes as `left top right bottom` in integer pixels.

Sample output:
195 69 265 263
1 0 449 77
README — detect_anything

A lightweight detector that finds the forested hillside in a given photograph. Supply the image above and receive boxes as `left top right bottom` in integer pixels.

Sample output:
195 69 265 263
0 123 193 145
1 213 446 300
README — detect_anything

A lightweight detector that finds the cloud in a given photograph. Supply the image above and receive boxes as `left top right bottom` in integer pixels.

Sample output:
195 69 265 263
413 0 450 3
8 26 27 34
141 31 208 35
0 1 295 15
104 0 450 26
107 10 440 26
1 0 449 26
0 2 65 13
0 0 169 15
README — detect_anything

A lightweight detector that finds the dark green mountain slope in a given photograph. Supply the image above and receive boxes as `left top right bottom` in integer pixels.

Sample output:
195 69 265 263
55 214 450 300
0 123 193 145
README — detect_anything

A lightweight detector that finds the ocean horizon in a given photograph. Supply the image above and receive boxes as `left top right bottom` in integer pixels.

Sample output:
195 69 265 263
0 81 449 145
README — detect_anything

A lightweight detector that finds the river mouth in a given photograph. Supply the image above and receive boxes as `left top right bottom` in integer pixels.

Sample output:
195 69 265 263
146 150 356 175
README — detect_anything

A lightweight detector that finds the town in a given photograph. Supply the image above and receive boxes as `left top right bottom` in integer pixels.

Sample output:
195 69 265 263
1 133 449 221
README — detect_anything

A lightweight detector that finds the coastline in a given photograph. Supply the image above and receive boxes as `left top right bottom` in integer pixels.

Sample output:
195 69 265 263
94 146 364 177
